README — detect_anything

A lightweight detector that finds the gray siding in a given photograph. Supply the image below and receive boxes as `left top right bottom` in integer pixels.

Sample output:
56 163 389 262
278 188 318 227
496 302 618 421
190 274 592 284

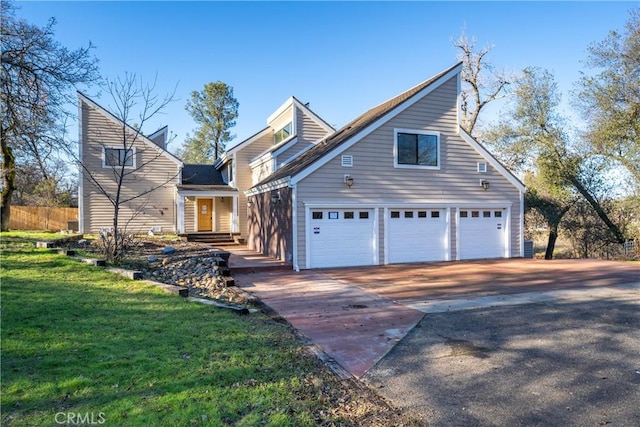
276 140 314 166
81 101 179 234
295 76 522 267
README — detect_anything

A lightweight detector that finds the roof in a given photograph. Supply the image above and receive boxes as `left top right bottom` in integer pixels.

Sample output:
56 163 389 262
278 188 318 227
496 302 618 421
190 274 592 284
181 164 226 186
253 62 462 188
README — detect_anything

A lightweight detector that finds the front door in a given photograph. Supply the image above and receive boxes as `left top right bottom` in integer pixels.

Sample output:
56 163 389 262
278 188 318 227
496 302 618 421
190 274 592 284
197 199 213 232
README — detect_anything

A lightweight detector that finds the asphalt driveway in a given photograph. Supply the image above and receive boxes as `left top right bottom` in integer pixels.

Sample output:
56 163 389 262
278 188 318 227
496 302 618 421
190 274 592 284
363 290 640 426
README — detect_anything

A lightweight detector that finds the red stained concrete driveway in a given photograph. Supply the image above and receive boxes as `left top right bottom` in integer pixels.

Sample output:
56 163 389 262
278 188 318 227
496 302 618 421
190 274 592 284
234 259 639 378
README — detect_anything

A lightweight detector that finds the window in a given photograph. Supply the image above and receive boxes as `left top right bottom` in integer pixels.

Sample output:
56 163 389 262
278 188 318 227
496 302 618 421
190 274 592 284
460 211 468 218
344 211 354 219
418 211 427 218
431 211 440 218
328 211 339 219
341 155 354 167
390 211 400 218
483 211 491 218
404 211 414 218
471 211 480 218
104 147 134 168
359 212 369 219
395 130 439 168
477 162 487 173
312 211 323 220
274 122 292 144
495 211 503 218
227 160 234 183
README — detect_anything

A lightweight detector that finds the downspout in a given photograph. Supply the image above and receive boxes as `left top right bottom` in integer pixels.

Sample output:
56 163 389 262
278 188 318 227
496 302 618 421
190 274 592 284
77 98 84 234
291 183 299 271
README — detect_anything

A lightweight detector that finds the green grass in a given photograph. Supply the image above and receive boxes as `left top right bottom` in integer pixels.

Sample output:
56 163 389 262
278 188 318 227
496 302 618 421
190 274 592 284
1 236 394 426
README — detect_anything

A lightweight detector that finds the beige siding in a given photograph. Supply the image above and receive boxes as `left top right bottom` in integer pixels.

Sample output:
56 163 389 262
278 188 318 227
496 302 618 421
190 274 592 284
251 155 274 185
185 199 195 232
295 76 522 267
269 105 294 136
215 197 232 232
235 132 275 237
81 101 179 234
297 108 330 143
276 140 314 166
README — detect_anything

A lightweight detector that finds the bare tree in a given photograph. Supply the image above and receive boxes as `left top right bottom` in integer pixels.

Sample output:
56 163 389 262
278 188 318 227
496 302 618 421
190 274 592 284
69 74 178 262
454 27 512 137
0 1 100 230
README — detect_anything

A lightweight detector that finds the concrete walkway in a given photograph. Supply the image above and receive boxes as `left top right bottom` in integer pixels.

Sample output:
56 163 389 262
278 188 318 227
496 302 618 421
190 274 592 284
234 269 424 378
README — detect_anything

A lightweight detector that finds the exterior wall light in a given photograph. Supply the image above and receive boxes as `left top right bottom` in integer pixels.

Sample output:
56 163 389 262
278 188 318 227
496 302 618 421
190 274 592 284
344 175 354 188
480 179 490 191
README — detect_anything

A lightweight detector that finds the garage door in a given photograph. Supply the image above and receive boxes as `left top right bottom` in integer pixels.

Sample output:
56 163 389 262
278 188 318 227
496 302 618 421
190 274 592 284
459 209 506 259
387 209 447 263
308 208 376 268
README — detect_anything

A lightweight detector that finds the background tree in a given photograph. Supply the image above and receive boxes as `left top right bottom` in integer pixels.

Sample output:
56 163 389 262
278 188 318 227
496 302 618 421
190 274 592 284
454 27 512 137
180 81 239 163
0 1 99 230
486 67 625 258
576 8 640 186
72 74 178 262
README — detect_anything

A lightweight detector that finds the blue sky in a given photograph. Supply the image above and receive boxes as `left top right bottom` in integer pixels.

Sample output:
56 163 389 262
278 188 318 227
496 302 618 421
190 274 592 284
15 1 637 152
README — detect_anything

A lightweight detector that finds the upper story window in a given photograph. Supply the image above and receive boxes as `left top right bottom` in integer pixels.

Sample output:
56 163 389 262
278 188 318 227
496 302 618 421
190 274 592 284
394 129 440 169
274 122 292 144
103 147 135 168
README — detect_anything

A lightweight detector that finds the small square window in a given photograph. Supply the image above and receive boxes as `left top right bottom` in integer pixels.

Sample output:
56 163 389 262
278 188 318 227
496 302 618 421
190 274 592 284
344 211 354 219
431 211 440 218
329 211 339 220
390 211 400 218
477 162 487 173
312 212 323 220
495 211 502 218
460 211 468 218
472 211 480 218
404 211 414 218
418 211 427 218
483 211 491 218
359 212 369 219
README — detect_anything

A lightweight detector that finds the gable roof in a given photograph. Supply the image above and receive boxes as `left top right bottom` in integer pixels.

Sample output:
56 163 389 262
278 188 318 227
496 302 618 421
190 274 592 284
251 62 463 189
78 92 183 167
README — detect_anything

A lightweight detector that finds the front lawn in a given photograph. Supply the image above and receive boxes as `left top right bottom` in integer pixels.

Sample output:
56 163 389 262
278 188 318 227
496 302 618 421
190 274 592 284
1 235 413 426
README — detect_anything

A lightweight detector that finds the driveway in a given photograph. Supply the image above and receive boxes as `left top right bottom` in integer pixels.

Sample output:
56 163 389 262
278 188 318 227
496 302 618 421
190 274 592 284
234 259 638 379
363 290 640 426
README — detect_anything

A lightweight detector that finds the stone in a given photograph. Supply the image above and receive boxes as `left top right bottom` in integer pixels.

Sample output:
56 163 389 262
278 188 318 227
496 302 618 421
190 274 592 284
148 255 158 262
162 246 176 255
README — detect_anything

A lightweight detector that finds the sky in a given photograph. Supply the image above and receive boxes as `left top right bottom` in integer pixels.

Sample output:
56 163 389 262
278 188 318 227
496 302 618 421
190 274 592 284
14 1 638 152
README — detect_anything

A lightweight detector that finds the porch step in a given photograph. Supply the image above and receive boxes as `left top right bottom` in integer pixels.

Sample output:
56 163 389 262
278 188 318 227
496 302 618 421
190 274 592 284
184 232 239 245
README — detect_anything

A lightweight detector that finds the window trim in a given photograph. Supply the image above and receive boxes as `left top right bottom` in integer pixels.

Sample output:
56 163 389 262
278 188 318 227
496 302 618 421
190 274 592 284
102 146 136 169
273 121 293 145
393 128 440 170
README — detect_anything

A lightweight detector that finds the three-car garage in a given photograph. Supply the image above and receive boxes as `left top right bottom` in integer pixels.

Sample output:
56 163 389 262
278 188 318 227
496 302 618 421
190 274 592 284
306 206 509 269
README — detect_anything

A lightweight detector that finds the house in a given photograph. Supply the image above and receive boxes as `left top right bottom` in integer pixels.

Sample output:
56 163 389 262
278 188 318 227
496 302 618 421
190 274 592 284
79 62 525 269
245 62 525 269
78 92 334 240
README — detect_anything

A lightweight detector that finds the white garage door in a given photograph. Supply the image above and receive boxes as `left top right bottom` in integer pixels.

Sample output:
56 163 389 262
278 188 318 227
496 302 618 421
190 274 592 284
308 208 376 268
459 209 507 259
387 209 447 263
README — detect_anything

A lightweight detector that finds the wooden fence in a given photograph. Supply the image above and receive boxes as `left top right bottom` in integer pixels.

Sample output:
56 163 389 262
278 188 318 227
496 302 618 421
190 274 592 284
8 206 78 231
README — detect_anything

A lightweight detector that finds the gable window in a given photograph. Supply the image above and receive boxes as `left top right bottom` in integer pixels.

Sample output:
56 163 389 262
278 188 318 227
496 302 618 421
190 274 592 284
274 122 292 144
395 129 439 169
103 147 135 168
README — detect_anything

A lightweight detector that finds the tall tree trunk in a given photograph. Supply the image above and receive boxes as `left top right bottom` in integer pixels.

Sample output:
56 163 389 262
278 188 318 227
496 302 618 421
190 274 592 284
568 176 626 244
1 137 16 231
545 224 559 260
